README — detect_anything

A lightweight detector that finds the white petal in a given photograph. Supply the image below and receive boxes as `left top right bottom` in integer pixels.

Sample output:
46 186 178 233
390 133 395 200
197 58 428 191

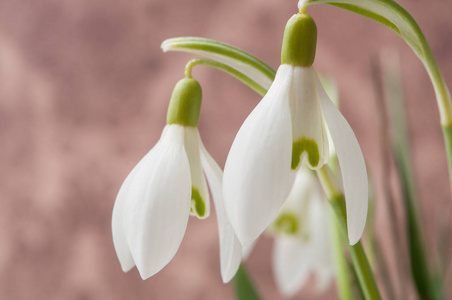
124 124 192 279
309 196 334 277
112 167 138 272
290 67 329 170
314 70 368 245
271 168 323 239
223 64 295 247
111 126 171 272
273 236 314 297
185 127 210 219
281 168 317 212
241 239 256 260
199 141 241 283
315 266 334 293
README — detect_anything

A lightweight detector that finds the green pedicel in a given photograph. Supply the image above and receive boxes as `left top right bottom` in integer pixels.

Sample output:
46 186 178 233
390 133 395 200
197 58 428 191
166 78 202 127
281 13 317 67
292 138 320 169
190 187 206 218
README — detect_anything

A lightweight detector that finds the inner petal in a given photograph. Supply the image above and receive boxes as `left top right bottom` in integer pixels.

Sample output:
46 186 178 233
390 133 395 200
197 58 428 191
290 66 329 170
184 127 210 219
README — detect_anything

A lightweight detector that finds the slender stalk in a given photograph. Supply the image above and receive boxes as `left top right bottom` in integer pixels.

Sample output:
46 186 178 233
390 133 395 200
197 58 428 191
330 207 356 300
318 166 382 300
443 125 452 194
184 59 267 97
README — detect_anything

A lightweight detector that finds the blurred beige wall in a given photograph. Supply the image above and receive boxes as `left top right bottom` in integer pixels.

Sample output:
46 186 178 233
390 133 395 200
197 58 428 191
0 0 451 299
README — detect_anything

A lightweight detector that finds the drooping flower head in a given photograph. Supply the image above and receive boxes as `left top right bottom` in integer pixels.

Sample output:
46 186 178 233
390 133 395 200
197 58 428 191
270 169 334 297
112 77 241 282
223 12 368 247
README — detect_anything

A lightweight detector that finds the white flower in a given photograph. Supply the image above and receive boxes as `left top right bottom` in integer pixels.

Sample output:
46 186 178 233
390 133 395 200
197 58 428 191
112 79 241 282
270 169 334 296
223 62 367 247
223 13 367 248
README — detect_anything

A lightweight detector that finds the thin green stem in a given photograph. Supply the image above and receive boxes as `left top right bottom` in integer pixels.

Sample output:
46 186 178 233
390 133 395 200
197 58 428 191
443 125 452 194
317 167 382 300
184 59 267 97
415 22 452 126
330 207 356 300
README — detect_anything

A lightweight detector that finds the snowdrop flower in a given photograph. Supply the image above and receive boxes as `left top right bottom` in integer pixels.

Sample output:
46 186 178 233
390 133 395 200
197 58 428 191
270 168 334 296
223 13 367 247
112 78 241 281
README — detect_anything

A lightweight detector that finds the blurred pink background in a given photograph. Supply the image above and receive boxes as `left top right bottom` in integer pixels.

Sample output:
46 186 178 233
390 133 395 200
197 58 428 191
0 0 451 299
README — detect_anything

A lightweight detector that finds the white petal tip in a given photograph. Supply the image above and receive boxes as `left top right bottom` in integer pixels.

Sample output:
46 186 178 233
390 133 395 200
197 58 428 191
120 263 135 273
137 265 161 280
348 236 359 246
221 266 239 284
348 226 365 246
220 248 242 283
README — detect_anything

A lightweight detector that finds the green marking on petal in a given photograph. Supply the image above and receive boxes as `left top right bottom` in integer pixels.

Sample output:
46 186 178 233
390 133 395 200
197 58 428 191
291 138 320 170
273 213 299 235
191 187 206 218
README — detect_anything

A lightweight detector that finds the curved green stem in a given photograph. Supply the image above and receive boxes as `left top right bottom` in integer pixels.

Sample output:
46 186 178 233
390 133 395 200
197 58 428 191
184 59 267 96
301 0 452 125
162 37 275 91
318 166 382 300
302 0 452 196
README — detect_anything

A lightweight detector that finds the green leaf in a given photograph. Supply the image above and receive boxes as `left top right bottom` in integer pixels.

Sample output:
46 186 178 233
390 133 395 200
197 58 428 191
383 52 436 300
232 264 261 300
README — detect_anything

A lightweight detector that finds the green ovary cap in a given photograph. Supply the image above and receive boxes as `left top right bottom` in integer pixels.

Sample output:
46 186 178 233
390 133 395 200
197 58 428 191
166 78 202 127
190 187 206 218
274 213 299 235
281 13 317 67
292 138 320 170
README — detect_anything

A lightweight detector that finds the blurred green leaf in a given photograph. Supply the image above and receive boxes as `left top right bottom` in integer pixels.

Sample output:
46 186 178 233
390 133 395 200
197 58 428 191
383 52 436 300
232 264 261 300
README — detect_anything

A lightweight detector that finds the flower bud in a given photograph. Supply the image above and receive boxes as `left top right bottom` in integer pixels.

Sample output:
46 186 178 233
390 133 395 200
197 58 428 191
166 78 202 127
281 13 317 67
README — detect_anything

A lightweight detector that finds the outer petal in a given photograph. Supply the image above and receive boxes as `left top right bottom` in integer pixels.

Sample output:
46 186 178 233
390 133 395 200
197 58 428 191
281 168 318 213
185 127 210 219
309 197 334 292
290 67 329 170
112 165 138 272
199 140 241 283
273 236 314 297
223 64 295 247
314 70 368 245
124 124 192 279
112 126 170 272
241 239 256 260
